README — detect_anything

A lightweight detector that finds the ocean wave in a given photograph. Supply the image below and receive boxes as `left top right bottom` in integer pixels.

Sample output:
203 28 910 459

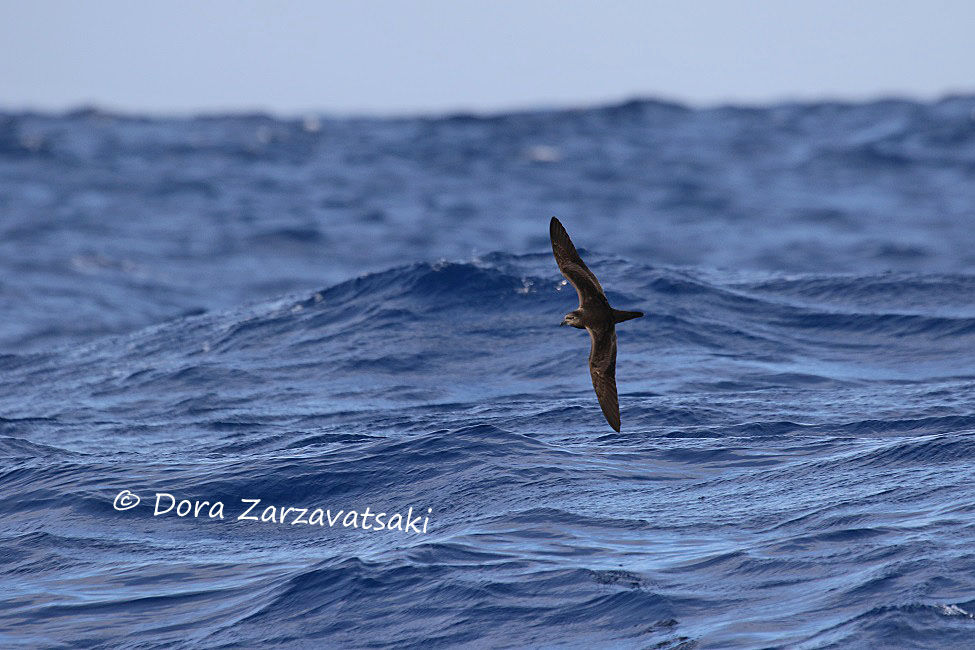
6 98 975 647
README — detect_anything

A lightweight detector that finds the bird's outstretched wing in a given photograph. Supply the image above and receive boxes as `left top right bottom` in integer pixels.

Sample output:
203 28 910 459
550 217 607 308
588 325 620 432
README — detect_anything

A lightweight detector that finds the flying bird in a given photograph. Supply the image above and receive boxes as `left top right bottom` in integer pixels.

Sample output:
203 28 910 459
550 217 643 431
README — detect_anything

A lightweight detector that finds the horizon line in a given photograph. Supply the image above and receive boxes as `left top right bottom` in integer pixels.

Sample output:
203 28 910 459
3 88 974 122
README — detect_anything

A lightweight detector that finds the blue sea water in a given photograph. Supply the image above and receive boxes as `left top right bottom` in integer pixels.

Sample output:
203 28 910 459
2 97 975 648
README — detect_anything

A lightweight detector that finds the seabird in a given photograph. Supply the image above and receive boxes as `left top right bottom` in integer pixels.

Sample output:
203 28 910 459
550 217 643 431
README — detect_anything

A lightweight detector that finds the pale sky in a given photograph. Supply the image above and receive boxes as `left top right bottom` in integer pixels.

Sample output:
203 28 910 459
1 0 972 116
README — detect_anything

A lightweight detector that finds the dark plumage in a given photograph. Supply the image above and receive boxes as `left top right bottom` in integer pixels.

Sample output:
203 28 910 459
550 217 643 431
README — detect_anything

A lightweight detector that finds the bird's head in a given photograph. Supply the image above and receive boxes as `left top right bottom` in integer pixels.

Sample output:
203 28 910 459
560 310 585 329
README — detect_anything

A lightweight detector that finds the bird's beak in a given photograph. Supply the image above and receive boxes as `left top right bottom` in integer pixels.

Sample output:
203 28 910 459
559 319 567 327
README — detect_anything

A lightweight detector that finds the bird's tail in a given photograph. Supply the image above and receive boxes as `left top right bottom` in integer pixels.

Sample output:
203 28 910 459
613 309 644 324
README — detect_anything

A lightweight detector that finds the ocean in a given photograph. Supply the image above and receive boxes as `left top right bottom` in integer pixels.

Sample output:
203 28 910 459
2 97 975 648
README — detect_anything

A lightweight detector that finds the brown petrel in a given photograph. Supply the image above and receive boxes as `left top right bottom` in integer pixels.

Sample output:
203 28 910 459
550 217 643 431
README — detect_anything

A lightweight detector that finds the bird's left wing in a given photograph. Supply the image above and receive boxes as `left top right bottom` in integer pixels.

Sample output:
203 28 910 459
588 325 620 432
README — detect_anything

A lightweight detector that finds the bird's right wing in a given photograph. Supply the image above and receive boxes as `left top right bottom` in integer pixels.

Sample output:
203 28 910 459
588 325 621 432
550 217 607 308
